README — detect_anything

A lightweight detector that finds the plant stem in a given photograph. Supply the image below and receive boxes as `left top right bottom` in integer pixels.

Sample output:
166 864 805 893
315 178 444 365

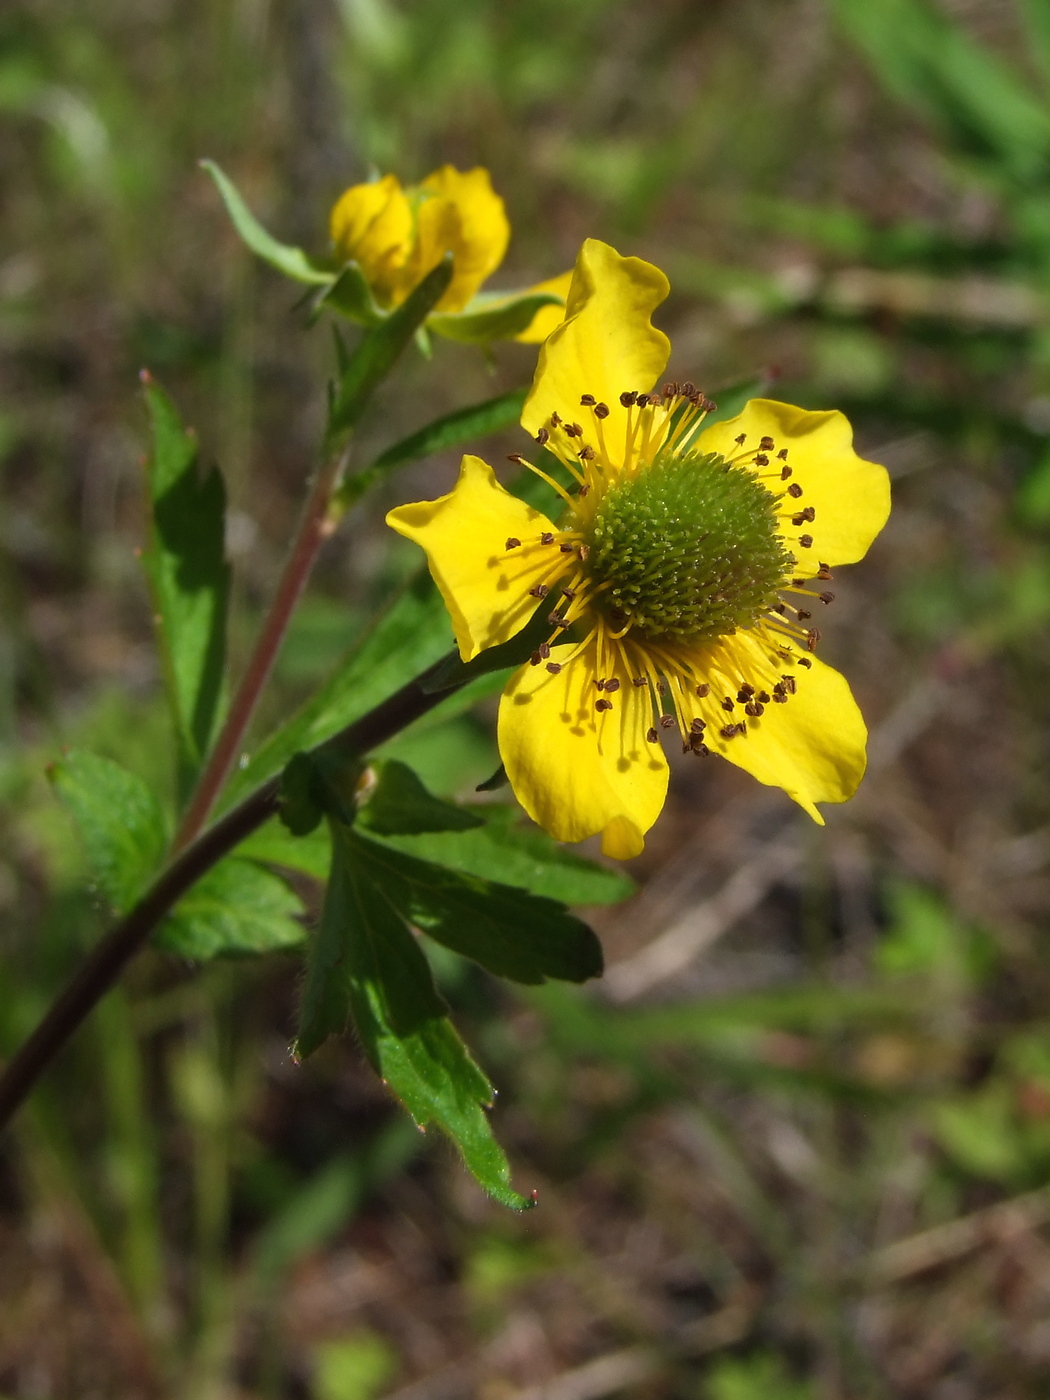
172 447 350 853
0 656 464 1134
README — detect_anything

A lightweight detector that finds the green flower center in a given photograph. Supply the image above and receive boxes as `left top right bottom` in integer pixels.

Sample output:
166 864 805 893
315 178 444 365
583 450 793 644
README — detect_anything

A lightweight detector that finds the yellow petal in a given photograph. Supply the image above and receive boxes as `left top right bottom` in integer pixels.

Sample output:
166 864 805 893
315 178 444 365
499 632 669 858
385 456 559 662
329 175 413 306
696 399 890 569
521 240 670 451
403 166 510 313
701 630 868 822
513 270 573 344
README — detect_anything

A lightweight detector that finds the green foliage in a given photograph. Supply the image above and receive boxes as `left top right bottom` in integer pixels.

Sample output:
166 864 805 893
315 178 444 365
48 749 167 913
312 1332 398 1400
359 759 484 835
140 378 230 799
157 857 304 959
706 1353 814 1400
200 159 332 285
298 822 534 1209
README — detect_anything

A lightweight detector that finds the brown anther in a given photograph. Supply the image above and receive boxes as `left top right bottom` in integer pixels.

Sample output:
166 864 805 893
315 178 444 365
538 641 551 659
797 506 815 523
580 394 596 406
595 678 605 691
798 534 813 549
817 562 832 579
579 445 595 461
692 742 710 757
547 611 566 628
550 412 561 426
660 714 675 728
781 674 797 694
683 381 696 396
755 453 770 466
562 586 576 600
578 484 590 497
529 584 550 599
797 610 811 621
695 683 710 698
595 698 613 713
540 532 555 545
773 682 787 697
604 678 621 693
645 392 662 406
619 391 637 407
646 727 659 743
777 448 789 460
780 466 792 480
721 696 735 711
571 422 585 438
546 662 562 675
560 542 575 552
757 691 770 703
792 578 805 588
734 433 747 445
805 629 821 651
787 482 803 498
505 537 521 550
799 656 812 668
720 724 739 740
744 701 765 717
773 691 787 703
690 717 706 734
530 650 542 666
738 682 755 699
594 402 610 419
657 679 667 695
578 544 590 560
507 453 527 465
536 428 550 446
663 383 677 398
759 436 775 451
633 676 647 687
773 602 787 615
819 592 835 605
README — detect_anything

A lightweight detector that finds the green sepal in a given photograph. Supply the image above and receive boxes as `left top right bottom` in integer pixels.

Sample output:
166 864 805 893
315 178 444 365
201 159 333 285
49 749 168 913
474 763 509 793
297 822 533 1210
428 291 561 345
311 261 385 327
334 387 527 512
358 759 484 836
278 749 364 836
421 603 551 695
157 857 305 959
327 256 454 444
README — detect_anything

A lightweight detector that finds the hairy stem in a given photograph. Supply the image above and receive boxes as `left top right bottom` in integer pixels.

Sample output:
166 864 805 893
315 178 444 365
0 657 463 1133
172 447 350 853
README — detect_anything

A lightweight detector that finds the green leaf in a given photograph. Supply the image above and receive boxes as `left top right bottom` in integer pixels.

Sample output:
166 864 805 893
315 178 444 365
354 832 604 985
421 602 550 694
428 292 561 345
201 159 332 285
312 261 385 326
359 759 484 835
223 569 454 805
335 387 527 511
49 749 167 913
299 824 531 1209
327 256 454 442
157 857 304 959
140 377 230 797
238 817 332 880
376 805 633 906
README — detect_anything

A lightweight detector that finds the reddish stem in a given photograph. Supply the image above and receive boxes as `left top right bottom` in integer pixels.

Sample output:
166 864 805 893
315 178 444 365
172 448 348 852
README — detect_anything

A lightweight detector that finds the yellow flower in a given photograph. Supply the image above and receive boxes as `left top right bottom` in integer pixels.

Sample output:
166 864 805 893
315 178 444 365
329 166 571 342
387 240 891 859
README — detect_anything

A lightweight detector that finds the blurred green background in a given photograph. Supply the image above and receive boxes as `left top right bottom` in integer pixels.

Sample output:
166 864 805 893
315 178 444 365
6 0 1050 1395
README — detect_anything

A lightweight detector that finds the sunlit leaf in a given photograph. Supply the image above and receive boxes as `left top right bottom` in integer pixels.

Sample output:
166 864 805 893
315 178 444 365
359 759 484 835
429 291 561 344
158 857 304 959
201 159 332 285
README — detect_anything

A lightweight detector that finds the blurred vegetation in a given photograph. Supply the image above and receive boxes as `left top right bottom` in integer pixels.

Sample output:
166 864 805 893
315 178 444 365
5 0 1050 1396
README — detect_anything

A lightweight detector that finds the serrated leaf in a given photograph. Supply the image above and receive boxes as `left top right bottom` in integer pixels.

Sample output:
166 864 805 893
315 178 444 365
298 823 531 1209
157 857 304 959
377 805 633 906
327 257 454 443
201 159 332 285
140 378 230 798
49 749 167 912
428 292 561 345
335 387 527 511
359 760 484 836
224 569 455 805
354 832 603 985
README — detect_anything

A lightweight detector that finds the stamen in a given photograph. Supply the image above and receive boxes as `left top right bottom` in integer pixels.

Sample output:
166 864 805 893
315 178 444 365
536 428 550 446
695 683 710 697
787 483 803 498
595 698 613 712
506 537 521 550
646 726 658 743
529 584 550 599
546 662 562 674
798 534 813 548
819 592 834 604
540 532 555 545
